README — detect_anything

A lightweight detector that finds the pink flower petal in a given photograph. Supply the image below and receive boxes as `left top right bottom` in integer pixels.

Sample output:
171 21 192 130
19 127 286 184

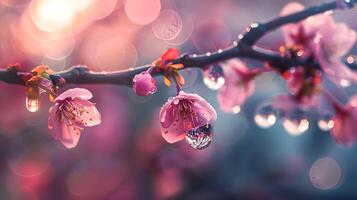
161 48 180 62
58 119 83 149
56 88 93 101
280 2 305 46
330 96 357 146
161 126 186 144
73 100 101 127
318 18 356 60
48 102 60 130
217 59 254 113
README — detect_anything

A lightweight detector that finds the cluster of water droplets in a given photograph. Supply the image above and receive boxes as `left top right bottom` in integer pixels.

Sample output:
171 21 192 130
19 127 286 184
185 124 213 150
203 64 225 90
253 101 339 135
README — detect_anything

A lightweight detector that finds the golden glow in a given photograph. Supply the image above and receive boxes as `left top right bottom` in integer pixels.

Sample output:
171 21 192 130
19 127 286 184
26 97 39 112
232 106 241 114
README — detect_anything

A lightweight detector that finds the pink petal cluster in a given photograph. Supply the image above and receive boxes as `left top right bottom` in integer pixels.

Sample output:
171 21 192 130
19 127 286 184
48 88 101 148
132 71 157 96
280 2 357 86
217 59 255 113
331 96 357 147
314 16 356 86
159 91 217 143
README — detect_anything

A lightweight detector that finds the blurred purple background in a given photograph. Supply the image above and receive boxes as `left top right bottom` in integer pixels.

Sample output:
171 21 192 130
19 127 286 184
0 0 357 199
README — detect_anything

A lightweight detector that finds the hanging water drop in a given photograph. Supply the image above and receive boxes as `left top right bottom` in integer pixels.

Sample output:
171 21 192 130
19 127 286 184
203 64 225 90
26 97 39 112
282 108 309 136
254 103 277 129
232 105 241 114
186 124 213 150
318 111 335 131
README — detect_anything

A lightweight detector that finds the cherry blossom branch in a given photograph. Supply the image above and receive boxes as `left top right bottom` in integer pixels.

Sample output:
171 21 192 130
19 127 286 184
0 0 355 87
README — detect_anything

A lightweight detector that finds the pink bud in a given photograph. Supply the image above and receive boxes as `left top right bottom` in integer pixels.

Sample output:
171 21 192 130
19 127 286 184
133 71 157 96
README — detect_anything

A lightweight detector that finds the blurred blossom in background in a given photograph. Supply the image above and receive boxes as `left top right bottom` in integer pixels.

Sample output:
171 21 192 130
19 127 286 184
0 0 356 199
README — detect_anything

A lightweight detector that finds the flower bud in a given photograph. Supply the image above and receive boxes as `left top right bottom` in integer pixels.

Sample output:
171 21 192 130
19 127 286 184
132 71 157 96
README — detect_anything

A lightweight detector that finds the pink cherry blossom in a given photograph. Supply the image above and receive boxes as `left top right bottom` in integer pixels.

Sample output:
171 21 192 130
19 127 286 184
132 71 157 96
159 91 217 143
331 95 357 147
280 2 357 86
217 59 256 113
48 88 101 148
280 2 326 55
314 16 357 86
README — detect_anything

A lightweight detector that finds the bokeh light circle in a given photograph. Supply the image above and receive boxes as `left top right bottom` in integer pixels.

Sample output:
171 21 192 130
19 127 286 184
192 18 231 52
309 157 342 190
165 14 194 46
152 9 183 41
125 0 161 25
30 0 75 32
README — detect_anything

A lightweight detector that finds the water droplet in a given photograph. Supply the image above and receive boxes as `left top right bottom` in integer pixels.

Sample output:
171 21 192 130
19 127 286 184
254 103 277 129
318 111 335 131
186 124 213 150
26 97 39 112
203 64 225 90
347 56 355 64
232 106 241 114
282 109 309 136
250 22 259 28
340 79 351 87
173 98 180 105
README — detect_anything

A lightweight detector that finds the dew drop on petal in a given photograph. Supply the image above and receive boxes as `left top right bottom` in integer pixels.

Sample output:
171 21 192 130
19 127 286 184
186 124 213 150
254 103 277 129
173 99 180 105
309 157 341 190
26 97 39 112
203 64 225 90
318 111 335 131
282 109 309 136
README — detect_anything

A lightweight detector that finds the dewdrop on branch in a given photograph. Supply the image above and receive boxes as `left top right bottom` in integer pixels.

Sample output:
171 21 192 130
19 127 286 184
282 109 309 136
203 64 225 90
254 103 277 129
26 96 39 112
318 111 335 131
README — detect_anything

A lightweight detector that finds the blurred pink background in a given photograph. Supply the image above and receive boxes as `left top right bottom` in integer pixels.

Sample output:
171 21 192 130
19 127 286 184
0 0 357 199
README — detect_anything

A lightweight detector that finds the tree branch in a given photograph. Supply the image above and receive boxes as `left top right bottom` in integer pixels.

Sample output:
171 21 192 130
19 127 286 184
0 0 355 87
